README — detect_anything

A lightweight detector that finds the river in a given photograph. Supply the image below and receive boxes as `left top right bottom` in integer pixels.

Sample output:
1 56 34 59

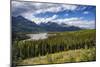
26 33 48 40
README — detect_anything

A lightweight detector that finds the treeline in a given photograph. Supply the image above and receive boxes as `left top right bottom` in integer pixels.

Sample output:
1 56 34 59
12 32 30 41
12 30 96 64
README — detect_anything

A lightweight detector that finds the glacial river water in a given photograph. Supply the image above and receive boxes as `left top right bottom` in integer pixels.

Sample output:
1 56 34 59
26 33 48 40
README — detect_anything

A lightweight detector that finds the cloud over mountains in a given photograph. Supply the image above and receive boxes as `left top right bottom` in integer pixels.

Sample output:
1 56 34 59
12 1 96 29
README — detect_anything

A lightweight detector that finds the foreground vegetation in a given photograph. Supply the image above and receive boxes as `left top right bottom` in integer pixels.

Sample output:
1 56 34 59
17 47 96 65
12 29 96 66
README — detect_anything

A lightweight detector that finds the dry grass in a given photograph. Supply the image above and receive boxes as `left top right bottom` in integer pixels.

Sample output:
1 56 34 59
17 47 96 65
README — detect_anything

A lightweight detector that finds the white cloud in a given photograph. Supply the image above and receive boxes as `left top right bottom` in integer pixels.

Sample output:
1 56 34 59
22 11 95 29
12 1 78 22
48 15 58 20
51 17 95 29
12 1 78 16
12 1 95 29
12 1 22 7
62 4 78 11
33 4 78 15
24 14 95 29
29 14 58 24
67 20 95 29
32 7 62 15
52 17 81 23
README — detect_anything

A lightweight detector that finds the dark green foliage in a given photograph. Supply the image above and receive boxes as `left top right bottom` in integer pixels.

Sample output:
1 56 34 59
12 30 96 64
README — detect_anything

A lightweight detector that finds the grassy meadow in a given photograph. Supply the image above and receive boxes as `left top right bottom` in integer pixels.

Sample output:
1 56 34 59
12 29 96 66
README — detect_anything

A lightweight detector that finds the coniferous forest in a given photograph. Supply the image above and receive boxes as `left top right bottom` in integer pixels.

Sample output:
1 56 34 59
12 29 96 66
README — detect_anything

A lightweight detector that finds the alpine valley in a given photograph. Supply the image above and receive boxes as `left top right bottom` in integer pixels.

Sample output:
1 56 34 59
12 1 96 66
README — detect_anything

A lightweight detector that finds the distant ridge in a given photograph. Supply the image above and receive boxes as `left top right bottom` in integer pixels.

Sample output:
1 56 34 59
12 16 81 33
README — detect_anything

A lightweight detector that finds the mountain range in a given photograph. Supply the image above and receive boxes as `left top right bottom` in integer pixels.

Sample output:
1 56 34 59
12 16 81 33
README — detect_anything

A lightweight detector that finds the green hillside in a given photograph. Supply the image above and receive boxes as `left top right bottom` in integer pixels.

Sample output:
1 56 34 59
12 29 96 66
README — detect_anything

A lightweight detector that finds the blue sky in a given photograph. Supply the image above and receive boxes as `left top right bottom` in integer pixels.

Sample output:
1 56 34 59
12 1 96 29
34 5 95 20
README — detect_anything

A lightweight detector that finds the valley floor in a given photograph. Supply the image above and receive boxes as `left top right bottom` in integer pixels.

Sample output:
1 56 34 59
12 30 96 66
